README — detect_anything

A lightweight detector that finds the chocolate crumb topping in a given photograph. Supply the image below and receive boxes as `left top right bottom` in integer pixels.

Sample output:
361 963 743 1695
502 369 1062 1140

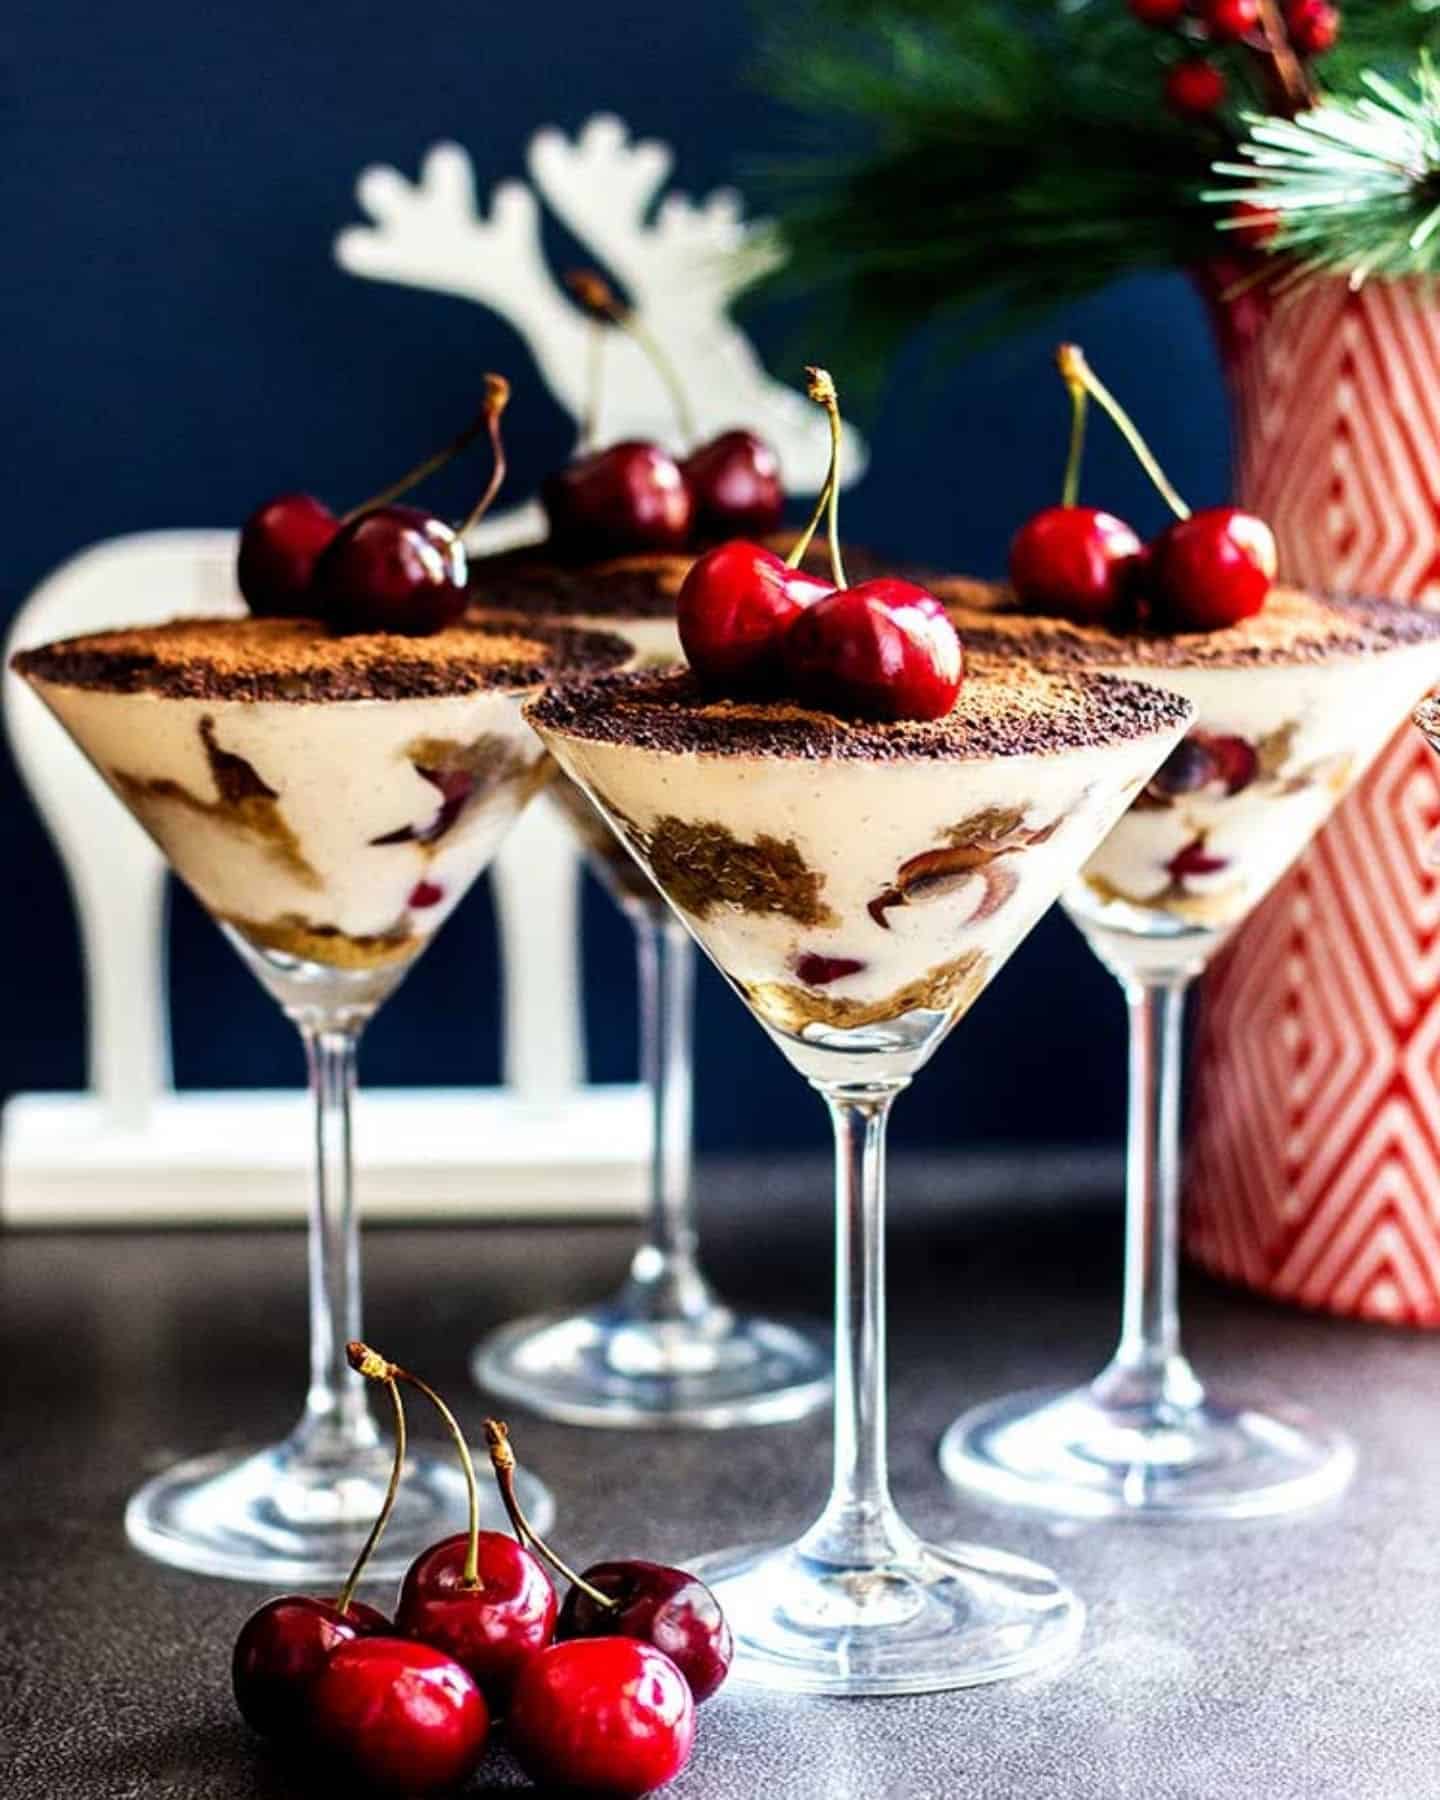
527 660 1190 762
467 534 904 623
936 578 1440 669
13 615 630 703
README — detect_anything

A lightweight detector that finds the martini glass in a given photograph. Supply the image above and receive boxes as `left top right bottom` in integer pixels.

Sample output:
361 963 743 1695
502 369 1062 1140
15 614 623 1581
527 654 1190 1694
472 610 830 1429
942 605 1440 1521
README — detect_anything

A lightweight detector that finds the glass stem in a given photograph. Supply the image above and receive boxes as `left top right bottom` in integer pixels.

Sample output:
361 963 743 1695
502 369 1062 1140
293 1020 379 1455
797 1079 912 1570
619 903 713 1324
1092 975 1204 1414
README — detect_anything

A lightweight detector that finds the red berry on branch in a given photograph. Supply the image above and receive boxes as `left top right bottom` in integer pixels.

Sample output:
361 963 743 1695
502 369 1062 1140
1166 59 1227 117
1129 0 1186 25
1229 200 1280 247
1205 0 1261 40
1286 0 1339 55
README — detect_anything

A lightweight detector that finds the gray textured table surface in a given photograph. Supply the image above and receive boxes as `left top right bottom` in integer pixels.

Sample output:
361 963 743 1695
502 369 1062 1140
1 1154 1435 1800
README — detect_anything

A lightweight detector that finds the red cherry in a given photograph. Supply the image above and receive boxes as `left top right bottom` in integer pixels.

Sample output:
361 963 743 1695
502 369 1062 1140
556 1560 733 1704
237 494 339 618
408 879 445 909
1166 59 1227 116
1148 506 1276 630
311 504 468 636
543 441 694 559
1202 732 1259 793
1010 506 1143 624
231 1595 388 1741
678 540 829 692
308 1636 488 1794
1205 0 1260 39
508 1638 695 1795
793 953 866 987
1286 0 1339 54
1129 0 1186 23
396 1529 557 1706
782 579 964 722
683 430 785 539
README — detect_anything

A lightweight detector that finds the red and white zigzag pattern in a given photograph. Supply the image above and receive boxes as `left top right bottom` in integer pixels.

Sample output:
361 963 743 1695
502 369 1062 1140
1186 280 1440 1324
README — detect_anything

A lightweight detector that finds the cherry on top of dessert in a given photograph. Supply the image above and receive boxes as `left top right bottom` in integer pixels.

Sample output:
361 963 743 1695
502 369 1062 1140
1010 343 1276 635
542 268 785 558
678 365 964 724
237 376 513 638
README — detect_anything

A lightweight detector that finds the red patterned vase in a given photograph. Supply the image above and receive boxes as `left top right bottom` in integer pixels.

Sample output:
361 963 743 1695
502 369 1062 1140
1185 276 1440 1325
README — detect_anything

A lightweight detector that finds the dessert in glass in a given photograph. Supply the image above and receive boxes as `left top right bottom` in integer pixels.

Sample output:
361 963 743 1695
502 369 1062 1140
13 385 628 1580
465 337 834 1428
936 346 1440 1520
526 371 1193 1694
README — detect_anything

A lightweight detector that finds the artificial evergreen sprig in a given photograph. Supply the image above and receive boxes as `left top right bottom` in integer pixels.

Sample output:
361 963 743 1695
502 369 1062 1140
1209 57 1440 283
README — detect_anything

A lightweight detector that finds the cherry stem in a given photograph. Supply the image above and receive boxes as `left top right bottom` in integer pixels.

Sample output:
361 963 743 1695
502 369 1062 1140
1060 370 1088 510
334 1369 407 1617
1055 345 1191 522
456 375 512 539
344 389 500 524
349 1341 482 1589
565 270 696 446
482 1419 616 1612
787 366 848 588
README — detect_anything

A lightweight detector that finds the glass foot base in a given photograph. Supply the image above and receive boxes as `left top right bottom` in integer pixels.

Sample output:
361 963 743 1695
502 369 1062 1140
472 1305 831 1430
686 1535 1084 1696
125 1435 556 1584
940 1383 1356 1522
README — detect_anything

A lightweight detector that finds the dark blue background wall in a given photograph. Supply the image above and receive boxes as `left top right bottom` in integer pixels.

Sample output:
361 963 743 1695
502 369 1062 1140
4 1 1231 1151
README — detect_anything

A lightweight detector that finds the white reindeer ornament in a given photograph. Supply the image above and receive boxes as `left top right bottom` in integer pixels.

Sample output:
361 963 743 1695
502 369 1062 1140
334 112 867 550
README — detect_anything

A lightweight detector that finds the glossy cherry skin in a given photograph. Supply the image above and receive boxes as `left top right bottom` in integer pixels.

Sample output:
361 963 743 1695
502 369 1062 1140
236 493 339 617
782 579 963 722
557 1560 733 1704
677 540 830 692
1009 506 1142 624
395 1530 557 1706
508 1638 695 1796
310 504 468 636
1166 59 1227 116
308 1637 489 1796
683 430 785 539
1147 506 1277 630
543 441 694 559
232 1594 389 1741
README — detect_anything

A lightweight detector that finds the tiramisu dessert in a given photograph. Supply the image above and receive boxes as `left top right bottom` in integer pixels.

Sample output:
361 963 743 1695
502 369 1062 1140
13 377 624 1585
935 345 1433 1523
936 347 1440 971
526 368 1190 1694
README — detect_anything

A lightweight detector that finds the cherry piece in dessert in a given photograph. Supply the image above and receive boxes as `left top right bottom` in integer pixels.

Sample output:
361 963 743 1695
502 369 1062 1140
557 1560 734 1705
543 441 694 559
507 1638 696 1797
683 429 785 539
237 494 340 618
408 880 445 909
312 504 469 636
678 541 829 692
1147 507 1277 631
1166 59 1227 117
308 1637 489 1796
793 952 865 987
397 1530 557 1707
784 580 963 723
1009 506 1142 624
1168 837 1230 881
232 1595 389 1741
